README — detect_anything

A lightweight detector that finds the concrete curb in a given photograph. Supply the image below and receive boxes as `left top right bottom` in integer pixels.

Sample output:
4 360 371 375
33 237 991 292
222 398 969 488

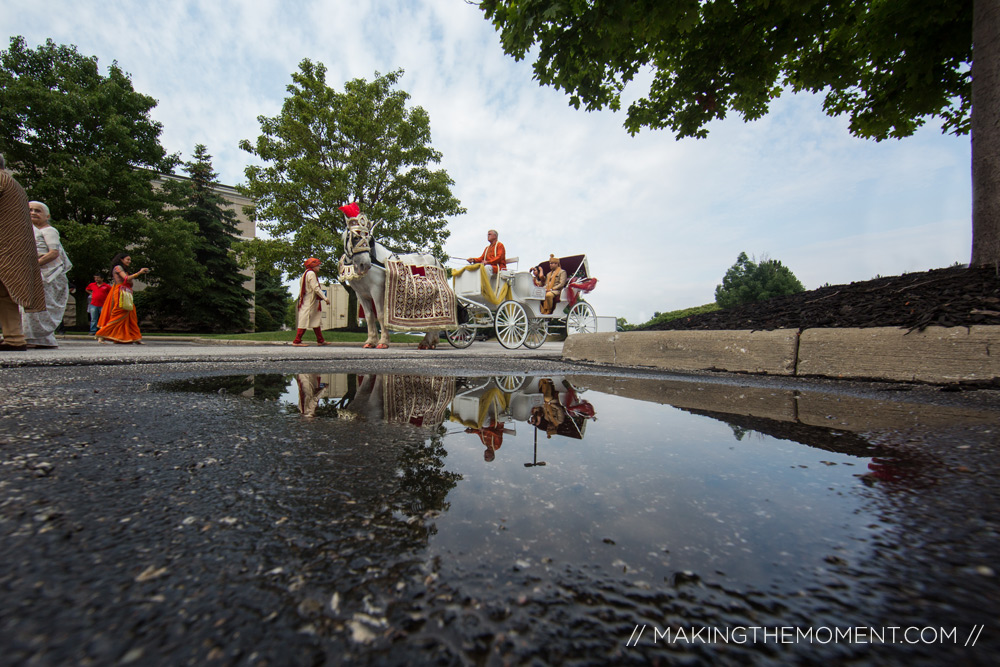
563 325 1000 384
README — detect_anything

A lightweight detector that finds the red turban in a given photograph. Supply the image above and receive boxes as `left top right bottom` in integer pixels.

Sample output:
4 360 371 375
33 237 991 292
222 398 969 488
339 202 361 218
304 257 321 270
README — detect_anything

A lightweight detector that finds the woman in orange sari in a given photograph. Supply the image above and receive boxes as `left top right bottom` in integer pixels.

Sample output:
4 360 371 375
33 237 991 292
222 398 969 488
95 253 150 344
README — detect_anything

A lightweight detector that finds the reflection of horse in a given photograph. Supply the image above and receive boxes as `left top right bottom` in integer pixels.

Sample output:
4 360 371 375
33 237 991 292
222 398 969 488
339 206 455 349
342 374 455 429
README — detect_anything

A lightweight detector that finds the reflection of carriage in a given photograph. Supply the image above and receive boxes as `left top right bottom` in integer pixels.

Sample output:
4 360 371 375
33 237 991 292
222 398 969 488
446 255 598 349
450 375 595 441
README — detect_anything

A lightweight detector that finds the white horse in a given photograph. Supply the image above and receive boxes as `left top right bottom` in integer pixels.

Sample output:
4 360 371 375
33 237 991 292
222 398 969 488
339 212 449 349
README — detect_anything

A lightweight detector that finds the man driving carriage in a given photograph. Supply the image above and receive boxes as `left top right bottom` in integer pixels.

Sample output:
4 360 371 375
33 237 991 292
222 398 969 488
467 229 506 275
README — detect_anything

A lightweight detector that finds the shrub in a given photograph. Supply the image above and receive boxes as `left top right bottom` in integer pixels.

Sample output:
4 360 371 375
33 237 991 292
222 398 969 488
715 252 804 309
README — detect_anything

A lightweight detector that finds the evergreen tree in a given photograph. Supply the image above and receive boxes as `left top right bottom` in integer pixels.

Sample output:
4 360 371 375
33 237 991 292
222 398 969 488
253 268 291 332
148 145 253 331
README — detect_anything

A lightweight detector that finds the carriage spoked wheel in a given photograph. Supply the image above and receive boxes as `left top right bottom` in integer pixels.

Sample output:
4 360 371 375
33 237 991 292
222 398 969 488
566 301 598 335
522 317 548 349
495 300 529 349
446 325 476 349
493 375 526 392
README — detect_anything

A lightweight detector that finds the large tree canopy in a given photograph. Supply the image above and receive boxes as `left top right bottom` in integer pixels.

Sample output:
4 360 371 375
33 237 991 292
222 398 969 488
238 63 465 280
479 1 998 267
0 36 200 324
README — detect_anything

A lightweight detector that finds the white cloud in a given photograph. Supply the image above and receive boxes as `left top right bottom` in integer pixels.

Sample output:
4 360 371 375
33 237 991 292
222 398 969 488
2 0 972 323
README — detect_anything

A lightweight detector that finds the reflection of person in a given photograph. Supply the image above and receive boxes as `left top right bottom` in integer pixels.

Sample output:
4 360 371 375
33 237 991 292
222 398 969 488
85 274 111 335
466 419 505 462
529 406 558 439
467 229 506 275
539 378 566 437
0 156 45 352
539 255 567 315
21 201 72 348
295 374 328 418
95 253 149 344
293 257 331 347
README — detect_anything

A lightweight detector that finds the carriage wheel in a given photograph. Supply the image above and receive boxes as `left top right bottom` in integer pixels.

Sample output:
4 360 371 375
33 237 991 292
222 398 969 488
494 375 526 392
566 301 597 335
522 318 548 349
495 300 529 349
446 325 476 349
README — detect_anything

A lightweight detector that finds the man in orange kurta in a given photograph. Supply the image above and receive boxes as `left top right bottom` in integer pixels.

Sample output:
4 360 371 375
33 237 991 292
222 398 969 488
467 229 506 275
466 419 505 462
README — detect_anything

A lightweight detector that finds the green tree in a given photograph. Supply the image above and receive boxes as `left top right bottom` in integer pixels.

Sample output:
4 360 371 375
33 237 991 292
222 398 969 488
714 252 804 309
253 268 291 332
0 36 186 326
147 145 253 332
238 63 465 325
478 1 999 268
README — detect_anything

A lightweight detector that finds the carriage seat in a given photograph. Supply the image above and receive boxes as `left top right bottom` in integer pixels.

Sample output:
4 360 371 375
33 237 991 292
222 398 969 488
497 256 518 279
530 254 588 304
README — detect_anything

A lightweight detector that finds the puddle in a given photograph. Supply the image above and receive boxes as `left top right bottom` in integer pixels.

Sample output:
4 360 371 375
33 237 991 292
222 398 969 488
151 371 1000 661
160 372 933 591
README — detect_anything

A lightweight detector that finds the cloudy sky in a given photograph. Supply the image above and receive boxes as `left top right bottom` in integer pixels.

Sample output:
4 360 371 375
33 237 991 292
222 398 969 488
4 0 971 323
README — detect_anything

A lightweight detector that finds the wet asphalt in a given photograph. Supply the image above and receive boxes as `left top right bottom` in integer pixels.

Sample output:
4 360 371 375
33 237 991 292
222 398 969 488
1 337 999 665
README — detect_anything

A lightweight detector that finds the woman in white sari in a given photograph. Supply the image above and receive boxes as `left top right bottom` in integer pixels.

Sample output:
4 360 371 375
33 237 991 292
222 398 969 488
21 201 71 348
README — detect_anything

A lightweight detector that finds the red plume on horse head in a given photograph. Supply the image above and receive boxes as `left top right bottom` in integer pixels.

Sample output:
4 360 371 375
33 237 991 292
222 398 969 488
339 202 361 219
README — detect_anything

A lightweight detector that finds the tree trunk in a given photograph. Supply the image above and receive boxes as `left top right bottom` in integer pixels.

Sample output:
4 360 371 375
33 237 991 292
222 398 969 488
972 0 1000 269
75 281 88 331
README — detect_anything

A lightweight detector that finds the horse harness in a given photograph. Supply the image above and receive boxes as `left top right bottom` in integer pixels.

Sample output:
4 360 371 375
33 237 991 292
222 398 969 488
343 214 391 270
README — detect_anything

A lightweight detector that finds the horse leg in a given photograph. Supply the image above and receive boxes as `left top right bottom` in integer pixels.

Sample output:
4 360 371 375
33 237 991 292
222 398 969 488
362 297 380 348
417 330 438 350
370 270 391 349
374 308 391 349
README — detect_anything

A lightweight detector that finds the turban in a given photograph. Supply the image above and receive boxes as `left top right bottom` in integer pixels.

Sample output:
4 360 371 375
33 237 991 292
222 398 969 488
304 257 321 270
339 202 361 218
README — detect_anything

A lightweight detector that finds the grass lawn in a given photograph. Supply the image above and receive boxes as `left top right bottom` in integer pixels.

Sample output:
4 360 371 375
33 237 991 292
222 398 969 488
199 330 418 343
61 329 422 343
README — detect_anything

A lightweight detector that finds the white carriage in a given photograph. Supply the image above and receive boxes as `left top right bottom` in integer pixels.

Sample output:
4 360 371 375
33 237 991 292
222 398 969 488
446 254 598 349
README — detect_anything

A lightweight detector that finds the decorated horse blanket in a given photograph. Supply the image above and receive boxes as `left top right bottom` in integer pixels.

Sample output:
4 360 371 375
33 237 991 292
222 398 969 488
384 259 458 331
383 374 455 428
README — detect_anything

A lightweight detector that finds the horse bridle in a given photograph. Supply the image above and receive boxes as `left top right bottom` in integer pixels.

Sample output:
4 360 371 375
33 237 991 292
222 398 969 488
344 214 374 261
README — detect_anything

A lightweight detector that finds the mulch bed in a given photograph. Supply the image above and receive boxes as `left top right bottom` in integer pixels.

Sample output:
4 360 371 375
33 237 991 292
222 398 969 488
642 266 1000 331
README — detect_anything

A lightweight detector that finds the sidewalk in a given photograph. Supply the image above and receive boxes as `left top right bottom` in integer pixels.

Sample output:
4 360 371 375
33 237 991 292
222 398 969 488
0 335 565 368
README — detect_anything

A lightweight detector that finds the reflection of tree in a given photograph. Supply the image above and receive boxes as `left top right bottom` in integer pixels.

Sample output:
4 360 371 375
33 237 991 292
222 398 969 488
726 423 756 441
253 374 291 401
392 425 461 522
159 373 293 400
